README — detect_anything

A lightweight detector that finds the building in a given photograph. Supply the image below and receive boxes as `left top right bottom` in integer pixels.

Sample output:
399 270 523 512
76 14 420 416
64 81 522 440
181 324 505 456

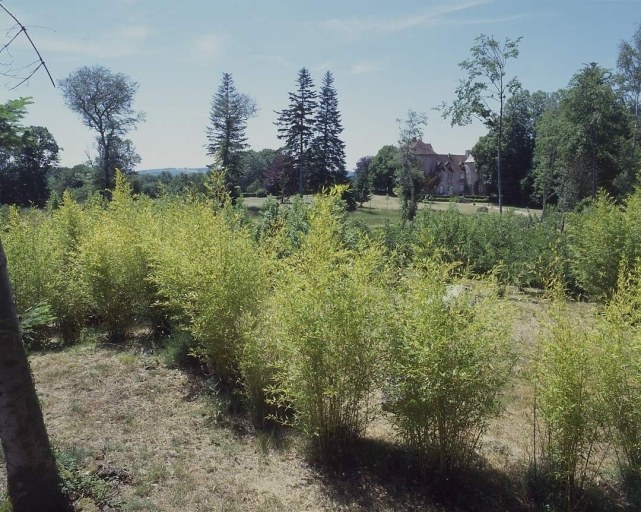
408 140 486 196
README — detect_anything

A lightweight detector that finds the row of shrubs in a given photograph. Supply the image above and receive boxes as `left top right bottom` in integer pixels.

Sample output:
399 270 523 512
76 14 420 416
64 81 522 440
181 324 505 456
2 174 641 508
376 189 641 301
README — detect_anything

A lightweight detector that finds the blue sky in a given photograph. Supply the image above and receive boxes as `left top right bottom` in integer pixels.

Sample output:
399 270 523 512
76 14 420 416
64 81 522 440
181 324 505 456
2 0 641 171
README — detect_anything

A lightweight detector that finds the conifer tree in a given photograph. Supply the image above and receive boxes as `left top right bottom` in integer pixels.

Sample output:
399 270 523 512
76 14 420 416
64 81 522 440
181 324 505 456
275 68 318 196
206 73 256 192
310 71 347 189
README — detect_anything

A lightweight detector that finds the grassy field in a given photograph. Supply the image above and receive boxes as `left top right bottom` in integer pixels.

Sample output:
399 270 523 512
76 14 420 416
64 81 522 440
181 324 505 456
2 290 631 512
243 194 541 229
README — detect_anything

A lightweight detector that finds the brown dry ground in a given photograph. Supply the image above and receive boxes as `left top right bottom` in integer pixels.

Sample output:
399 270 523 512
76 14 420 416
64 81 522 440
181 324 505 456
0 291 622 512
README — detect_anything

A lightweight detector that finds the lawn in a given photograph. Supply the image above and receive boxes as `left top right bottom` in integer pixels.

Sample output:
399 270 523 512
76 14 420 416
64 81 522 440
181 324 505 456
242 194 541 229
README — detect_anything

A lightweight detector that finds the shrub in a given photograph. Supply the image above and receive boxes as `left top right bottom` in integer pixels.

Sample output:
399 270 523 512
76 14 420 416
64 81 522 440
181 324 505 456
410 207 564 290
151 198 266 384
567 193 626 299
599 269 641 474
76 174 155 341
531 292 606 509
255 188 391 461
385 262 514 474
2 202 90 345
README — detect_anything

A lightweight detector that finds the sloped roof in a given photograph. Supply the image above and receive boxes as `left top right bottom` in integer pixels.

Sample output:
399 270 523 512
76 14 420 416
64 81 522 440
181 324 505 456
408 139 437 156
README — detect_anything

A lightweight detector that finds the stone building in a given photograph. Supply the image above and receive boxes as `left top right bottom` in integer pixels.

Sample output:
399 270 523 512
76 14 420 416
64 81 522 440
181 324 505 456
408 139 486 196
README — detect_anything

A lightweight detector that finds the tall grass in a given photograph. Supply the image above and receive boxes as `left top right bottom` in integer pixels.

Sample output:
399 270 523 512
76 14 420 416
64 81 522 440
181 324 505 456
252 189 391 461
386 262 515 474
531 289 606 510
150 195 266 384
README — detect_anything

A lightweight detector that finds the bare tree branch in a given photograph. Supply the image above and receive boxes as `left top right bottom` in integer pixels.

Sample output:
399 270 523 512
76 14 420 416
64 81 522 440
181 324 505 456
0 2 55 88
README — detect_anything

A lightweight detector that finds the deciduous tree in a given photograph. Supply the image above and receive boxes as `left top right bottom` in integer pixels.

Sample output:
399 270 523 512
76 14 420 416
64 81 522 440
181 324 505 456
60 65 144 192
441 34 522 213
618 23 641 150
472 90 548 206
397 110 427 223
370 145 401 195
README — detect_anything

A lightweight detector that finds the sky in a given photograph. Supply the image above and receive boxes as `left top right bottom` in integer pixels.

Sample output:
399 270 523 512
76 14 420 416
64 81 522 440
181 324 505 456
2 0 641 172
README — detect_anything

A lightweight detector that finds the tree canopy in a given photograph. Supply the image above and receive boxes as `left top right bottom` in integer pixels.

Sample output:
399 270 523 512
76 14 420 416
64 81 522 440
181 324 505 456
442 34 522 213
60 65 144 192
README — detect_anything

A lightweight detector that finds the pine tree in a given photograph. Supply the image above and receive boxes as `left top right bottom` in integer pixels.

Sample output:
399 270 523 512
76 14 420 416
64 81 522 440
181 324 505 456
276 68 317 196
206 73 256 192
310 71 347 190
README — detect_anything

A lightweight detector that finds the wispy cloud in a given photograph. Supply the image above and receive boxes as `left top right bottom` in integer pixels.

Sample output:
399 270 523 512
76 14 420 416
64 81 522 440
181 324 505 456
349 62 382 75
37 24 151 59
192 34 225 60
322 0 493 37
451 12 553 26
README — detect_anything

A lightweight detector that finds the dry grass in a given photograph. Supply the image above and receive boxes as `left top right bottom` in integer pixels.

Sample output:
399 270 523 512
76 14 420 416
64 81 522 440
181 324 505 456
19 344 337 511
1 292 619 512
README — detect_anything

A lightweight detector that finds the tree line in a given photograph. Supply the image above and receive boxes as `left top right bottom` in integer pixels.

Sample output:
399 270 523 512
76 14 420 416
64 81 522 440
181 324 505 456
353 25 641 212
1 65 349 207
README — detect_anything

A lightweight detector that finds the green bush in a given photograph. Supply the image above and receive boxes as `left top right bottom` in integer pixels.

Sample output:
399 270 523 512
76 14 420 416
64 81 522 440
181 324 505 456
567 193 626 299
77 174 155 341
531 292 606 509
410 207 564 290
255 188 391 460
599 269 641 474
151 197 266 384
2 202 90 345
385 262 514 474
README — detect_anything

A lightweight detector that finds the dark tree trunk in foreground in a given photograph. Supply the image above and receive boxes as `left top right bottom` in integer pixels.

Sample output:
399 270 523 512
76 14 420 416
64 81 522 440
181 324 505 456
0 240 68 512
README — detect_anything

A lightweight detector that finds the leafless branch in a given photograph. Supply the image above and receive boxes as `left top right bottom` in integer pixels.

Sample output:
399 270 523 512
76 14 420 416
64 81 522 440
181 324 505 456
0 2 55 88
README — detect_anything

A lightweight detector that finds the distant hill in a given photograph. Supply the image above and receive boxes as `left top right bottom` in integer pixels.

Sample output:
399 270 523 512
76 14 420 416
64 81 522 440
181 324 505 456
137 167 209 176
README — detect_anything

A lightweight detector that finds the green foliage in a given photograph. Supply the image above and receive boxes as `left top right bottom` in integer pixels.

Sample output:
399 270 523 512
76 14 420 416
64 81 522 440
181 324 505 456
532 293 606 509
566 190 641 299
253 188 391 460
410 207 565 289
353 156 373 206
598 269 641 474
151 196 266 383
76 172 154 340
56 447 121 508
206 72 256 189
19 302 55 348
60 65 143 191
396 110 428 223
386 263 514 474
441 34 522 211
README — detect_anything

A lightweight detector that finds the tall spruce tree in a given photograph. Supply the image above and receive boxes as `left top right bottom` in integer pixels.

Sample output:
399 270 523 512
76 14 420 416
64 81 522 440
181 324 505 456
276 67 318 196
206 73 257 192
310 71 346 190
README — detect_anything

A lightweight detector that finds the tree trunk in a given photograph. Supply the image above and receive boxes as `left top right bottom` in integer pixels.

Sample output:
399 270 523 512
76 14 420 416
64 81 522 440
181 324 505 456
0 240 68 512
498 95 503 216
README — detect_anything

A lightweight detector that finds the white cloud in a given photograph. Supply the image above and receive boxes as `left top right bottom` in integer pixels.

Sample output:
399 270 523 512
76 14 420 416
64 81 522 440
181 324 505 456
323 0 493 37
